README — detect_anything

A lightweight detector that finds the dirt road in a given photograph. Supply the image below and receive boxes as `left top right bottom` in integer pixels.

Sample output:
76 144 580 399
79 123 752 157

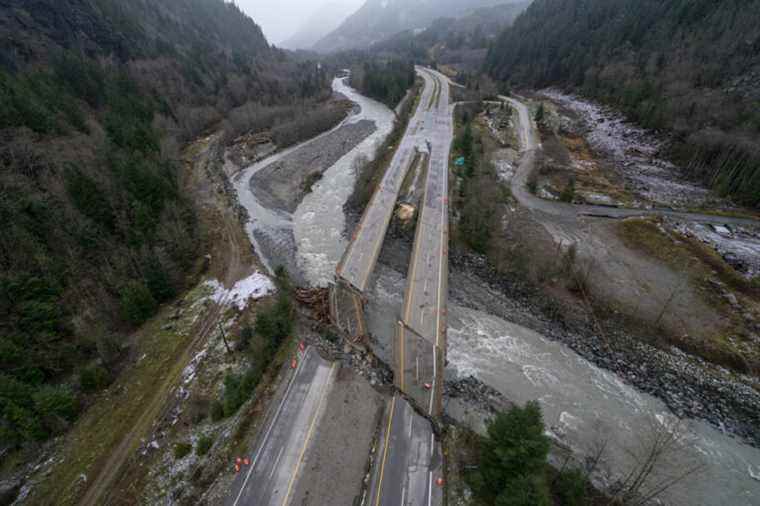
503 95 759 227
71 135 257 506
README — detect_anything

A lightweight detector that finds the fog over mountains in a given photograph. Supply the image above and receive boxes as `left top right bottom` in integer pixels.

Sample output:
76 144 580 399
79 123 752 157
313 0 521 52
278 1 357 49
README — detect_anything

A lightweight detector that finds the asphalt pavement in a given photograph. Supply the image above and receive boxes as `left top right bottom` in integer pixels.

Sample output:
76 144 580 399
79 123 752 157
366 395 443 506
337 68 440 293
227 347 336 506
397 68 453 416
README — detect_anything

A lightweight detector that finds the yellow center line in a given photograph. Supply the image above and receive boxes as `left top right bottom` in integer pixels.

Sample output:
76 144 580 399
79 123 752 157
280 363 336 506
374 395 397 506
359 149 414 292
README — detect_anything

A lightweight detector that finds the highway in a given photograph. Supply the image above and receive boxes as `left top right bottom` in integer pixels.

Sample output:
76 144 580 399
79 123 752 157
503 95 759 227
337 67 441 293
396 68 453 416
227 346 336 506
366 395 443 506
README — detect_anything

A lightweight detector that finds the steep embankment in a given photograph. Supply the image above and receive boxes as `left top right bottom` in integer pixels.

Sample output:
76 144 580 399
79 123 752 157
487 0 760 207
0 0 330 449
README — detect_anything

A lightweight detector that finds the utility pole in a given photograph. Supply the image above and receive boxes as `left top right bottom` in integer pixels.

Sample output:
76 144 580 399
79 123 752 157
218 322 231 354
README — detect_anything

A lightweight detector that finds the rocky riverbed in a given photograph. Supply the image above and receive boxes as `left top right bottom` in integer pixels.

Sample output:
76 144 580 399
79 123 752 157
539 89 737 211
347 193 760 448
449 250 760 448
250 119 376 213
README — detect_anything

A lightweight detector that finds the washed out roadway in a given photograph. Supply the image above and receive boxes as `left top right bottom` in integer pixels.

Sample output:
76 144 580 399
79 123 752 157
396 68 453 416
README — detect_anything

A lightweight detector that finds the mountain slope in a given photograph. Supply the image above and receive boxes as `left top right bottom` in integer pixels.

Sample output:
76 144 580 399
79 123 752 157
279 1 355 50
313 0 512 53
372 2 529 70
0 0 330 447
487 0 760 207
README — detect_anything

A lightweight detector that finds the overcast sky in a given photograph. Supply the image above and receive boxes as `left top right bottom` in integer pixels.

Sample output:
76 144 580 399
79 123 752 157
234 0 364 45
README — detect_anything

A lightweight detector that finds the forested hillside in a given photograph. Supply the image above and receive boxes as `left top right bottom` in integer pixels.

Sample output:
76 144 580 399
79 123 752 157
372 2 529 72
0 0 330 446
487 0 760 206
350 59 416 108
314 0 512 53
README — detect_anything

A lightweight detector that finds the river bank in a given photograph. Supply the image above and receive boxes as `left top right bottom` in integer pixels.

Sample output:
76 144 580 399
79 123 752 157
234 75 760 505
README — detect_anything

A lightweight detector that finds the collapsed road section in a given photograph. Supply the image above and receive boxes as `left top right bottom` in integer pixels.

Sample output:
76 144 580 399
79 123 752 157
395 68 452 417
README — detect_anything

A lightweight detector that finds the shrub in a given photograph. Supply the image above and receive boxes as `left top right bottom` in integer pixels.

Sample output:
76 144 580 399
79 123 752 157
254 292 293 352
0 374 47 443
210 400 224 422
554 468 587 506
32 385 78 422
174 442 192 459
196 434 214 456
560 178 576 203
220 366 264 418
535 102 545 124
301 171 323 194
495 473 551 506
80 365 111 393
239 325 254 349
222 373 245 418
468 402 551 505
120 281 157 325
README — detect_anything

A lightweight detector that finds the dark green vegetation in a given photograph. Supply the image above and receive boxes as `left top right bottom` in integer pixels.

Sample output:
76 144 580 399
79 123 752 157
487 0 760 207
0 0 330 446
466 402 592 506
196 434 214 456
174 442 192 460
452 107 505 255
216 269 293 419
351 60 416 108
371 2 529 74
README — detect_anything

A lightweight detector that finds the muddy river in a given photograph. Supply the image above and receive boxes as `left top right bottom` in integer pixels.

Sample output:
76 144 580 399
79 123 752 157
234 78 760 505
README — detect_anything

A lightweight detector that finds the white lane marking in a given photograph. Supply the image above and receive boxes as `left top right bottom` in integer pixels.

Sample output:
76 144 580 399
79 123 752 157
279 362 336 506
269 446 285 479
428 348 436 415
401 485 407 506
232 347 312 506
427 470 433 506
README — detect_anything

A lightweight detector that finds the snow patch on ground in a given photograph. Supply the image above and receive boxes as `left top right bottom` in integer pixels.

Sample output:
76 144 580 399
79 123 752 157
674 222 760 279
205 272 276 310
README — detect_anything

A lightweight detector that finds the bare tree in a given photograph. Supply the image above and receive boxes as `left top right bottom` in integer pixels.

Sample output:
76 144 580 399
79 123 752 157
609 416 704 505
